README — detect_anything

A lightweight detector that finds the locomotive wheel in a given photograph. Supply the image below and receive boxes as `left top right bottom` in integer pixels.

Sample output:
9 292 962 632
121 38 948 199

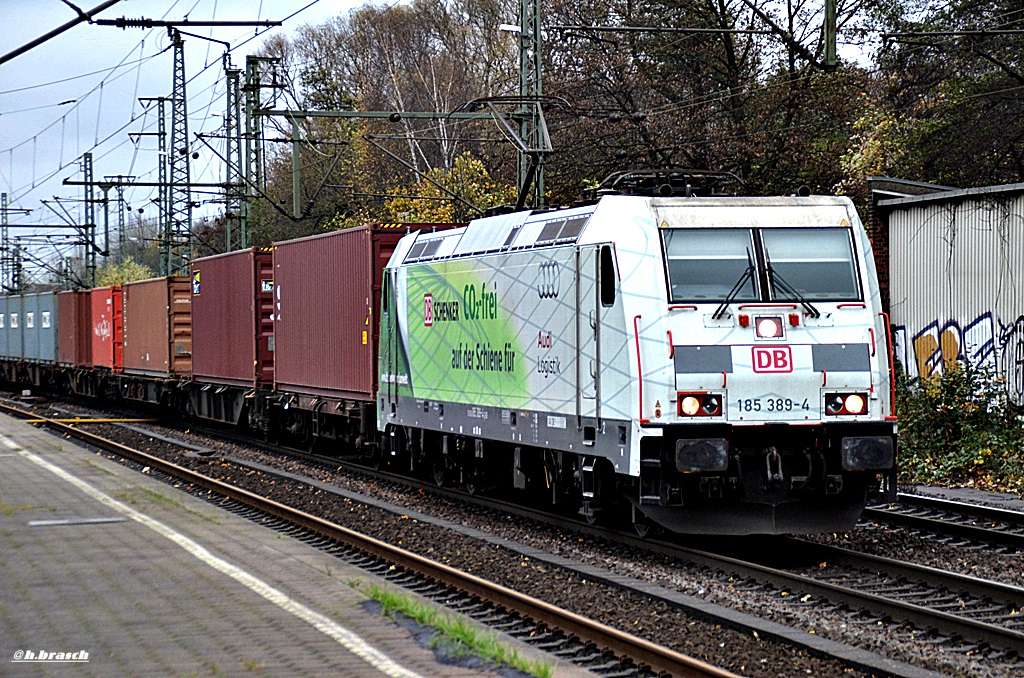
432 454 454 487
377 426 403 470
464 460 484 495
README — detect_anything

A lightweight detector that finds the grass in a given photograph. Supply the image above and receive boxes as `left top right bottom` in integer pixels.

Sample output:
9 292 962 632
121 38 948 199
83 458 120 476
0 501 33 515
358 582 553 678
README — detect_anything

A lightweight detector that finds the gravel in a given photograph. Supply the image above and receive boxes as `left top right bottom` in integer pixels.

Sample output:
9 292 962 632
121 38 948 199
28 401 1024 677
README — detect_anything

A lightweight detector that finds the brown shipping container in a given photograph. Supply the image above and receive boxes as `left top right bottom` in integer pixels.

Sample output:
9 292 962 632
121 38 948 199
273 224 457 399
122 276 192 377
191 248 274 387
57 290 93 367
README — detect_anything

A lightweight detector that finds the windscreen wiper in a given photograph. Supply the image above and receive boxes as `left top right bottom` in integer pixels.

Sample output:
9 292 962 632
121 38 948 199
765 250 820 319
712 248 755 320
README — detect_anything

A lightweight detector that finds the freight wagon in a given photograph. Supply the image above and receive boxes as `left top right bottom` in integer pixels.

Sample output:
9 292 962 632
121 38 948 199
186 225 456 441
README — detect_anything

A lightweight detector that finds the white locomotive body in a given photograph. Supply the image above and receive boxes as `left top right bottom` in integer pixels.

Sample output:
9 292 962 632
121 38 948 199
379 194 897 534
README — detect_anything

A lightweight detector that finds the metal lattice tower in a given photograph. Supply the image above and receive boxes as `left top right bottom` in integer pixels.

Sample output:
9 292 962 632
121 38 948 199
10 245 21 293
518 0 544 207
156 97 169 268
242 56 280 249
83 152 97 287
116 186 126 260
243 55 264 246
224 54 244 251
167 28 192 276
1 193 8 291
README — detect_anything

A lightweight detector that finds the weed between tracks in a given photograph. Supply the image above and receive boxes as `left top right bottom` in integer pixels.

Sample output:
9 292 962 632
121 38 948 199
357 581 553 678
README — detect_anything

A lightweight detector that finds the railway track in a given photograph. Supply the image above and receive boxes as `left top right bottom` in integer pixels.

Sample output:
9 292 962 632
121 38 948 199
865 493 1024 551
0 400 736 678
707 537 1024 655
14 397 1022 676
214 442 1024 668
229 434 1024 660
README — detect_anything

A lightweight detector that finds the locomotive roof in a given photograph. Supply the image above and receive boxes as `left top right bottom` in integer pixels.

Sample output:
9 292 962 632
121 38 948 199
395 194 859 265
400 203 597 264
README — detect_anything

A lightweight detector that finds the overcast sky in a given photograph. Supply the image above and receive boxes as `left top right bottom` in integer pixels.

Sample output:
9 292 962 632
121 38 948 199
0 0 356 282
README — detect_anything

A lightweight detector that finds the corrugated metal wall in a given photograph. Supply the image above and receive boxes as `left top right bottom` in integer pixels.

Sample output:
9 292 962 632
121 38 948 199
888 192 1024 403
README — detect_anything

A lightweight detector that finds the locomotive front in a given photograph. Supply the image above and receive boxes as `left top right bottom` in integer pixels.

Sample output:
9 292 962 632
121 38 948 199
619 196 897 534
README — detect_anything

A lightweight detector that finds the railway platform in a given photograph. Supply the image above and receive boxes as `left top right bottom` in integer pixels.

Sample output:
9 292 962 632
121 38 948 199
910 483 1024 511
0 413 592 677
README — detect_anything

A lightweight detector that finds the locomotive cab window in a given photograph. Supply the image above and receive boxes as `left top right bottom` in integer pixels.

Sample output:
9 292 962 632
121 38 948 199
762 228 861 301
662 228 758 302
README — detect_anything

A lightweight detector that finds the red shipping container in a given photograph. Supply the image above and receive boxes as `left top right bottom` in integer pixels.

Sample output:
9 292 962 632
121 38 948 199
122 276 192 377
191 248 274 387
90 286 123 371
57 290 92 367
273 224 457 399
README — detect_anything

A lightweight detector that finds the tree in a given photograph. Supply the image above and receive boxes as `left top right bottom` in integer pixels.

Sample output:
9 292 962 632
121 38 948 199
96 258 154 286
866 0 1024 186
248 0 520 244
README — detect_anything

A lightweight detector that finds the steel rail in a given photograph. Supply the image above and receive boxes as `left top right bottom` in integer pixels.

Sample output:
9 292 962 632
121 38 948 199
865 494 1024 549
1 402 735 678
639 540 1024 655
792 539 1024 608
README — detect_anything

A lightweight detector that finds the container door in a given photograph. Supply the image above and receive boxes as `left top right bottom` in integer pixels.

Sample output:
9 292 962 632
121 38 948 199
576 247 599 420
255 253 275 387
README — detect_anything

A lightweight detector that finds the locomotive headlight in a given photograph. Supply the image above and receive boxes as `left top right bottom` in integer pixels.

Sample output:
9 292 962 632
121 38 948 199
825 392 869 416
677 393 723 417
844 394 866 415
680 396 701 416
755 316 784 339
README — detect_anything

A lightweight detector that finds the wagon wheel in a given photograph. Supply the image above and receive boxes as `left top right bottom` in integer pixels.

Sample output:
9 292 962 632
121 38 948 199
581 500 602 526
632 506 658 538
369 445 385 470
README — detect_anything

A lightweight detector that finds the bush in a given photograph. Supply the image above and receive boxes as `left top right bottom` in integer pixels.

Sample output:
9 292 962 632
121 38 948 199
896 360 1024 494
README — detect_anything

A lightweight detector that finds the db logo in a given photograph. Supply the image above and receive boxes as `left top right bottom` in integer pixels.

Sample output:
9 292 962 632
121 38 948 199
752 346 792 373
423 294 433 326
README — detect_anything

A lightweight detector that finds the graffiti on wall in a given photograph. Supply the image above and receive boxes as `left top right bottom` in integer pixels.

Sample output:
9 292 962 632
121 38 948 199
893 312 1024 405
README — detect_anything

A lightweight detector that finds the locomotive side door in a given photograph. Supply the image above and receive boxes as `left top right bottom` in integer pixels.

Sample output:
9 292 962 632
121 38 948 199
380 269 398 414
576 246 599 422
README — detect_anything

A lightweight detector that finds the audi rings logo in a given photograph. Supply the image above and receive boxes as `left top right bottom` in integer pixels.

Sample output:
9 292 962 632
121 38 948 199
537 262 560 299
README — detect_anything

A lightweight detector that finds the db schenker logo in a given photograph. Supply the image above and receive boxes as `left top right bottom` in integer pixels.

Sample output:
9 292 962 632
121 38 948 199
424 294 433 326
751 346 793 373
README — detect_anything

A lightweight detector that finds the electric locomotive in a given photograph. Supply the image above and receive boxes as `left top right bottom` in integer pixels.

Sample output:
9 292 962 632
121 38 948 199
378 192 897 535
